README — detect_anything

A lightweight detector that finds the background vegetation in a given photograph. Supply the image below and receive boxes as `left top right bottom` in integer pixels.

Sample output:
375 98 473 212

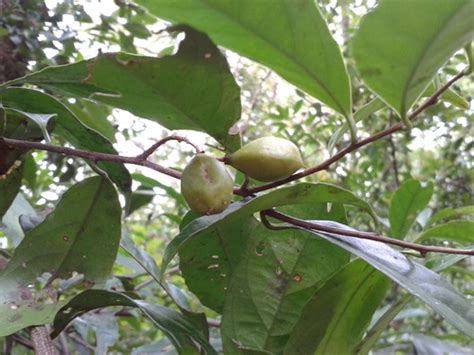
0 0 472 354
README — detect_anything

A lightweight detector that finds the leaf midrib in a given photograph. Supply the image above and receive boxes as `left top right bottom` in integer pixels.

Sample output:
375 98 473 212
196 0 349 117
318 266 378 354
50 178 106 281
402 1 470 114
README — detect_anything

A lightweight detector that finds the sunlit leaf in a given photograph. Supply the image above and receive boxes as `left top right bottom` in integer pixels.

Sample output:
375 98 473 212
300 220 474 337
138 0 352 118
352 0 473 118
427 205 474 226
389 179 433 239
417 220 474 244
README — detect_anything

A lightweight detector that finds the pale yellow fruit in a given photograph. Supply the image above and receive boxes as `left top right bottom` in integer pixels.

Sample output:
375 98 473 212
228 137 304 182
181 154 233 215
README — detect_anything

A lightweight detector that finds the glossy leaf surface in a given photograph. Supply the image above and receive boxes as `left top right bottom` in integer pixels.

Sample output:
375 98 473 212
6 28 241 151
352 0 474 117
138 0 352 117
302 220 474 337
221 204 350 353
51 290 216 354
162 182 376 271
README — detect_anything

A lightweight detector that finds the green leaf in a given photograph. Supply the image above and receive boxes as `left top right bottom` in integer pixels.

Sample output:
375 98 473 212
423 81 469 109
132 173 185 205
221 204 350 353
355 294 412 355
356 252 471 355
0 176 122 336
352 0 474 118
137 0 352 119
51 290 216 355
5 109 56 143
0 160 23 220
162 182 376 272
422 80 470 109
0 107 49 176
328 98 385 152
301 220 474 337
0 88 132 196
389 179 433 239
128 188 154 215
427 205 474 226
2 176 121 283
179 215 258 313
417 220 474 244
121 230 202 316
5 28 241 151
284 259 389 355
64 99 117 143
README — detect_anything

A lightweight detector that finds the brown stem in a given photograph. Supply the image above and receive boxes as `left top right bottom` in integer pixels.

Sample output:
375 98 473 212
264 210 474 256
137 135 202 161
0 137 182 180
30 326 58 355
238 69 467 195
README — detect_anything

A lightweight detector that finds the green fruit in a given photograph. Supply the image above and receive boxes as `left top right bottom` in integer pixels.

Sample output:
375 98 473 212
228 137 304 182
181 154 234 215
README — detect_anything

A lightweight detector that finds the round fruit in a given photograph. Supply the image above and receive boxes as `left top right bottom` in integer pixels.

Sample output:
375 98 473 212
228 137 304 182
181 154 234 215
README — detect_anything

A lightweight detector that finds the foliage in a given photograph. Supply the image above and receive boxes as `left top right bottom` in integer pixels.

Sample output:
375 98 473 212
0 0 472 354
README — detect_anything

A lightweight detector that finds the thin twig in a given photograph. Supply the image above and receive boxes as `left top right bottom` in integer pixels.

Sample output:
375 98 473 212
237 69 467 195
0 137 182 180
137 135 202 161
263 209 474 256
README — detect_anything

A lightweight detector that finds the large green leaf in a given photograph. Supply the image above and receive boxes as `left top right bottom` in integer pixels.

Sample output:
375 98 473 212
179 215 258 313
417 220 474 244
389 179 433 239
65 99 117 143
0 88 132 196
137 0 352 118
162 182 376 271
221 204 350 353
0 176 122 336
51 290 216 355
356 252 472 355
352 0 474 119
284 259 389 355
4 28 241 151
426 205 474 226
300 220 474 337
